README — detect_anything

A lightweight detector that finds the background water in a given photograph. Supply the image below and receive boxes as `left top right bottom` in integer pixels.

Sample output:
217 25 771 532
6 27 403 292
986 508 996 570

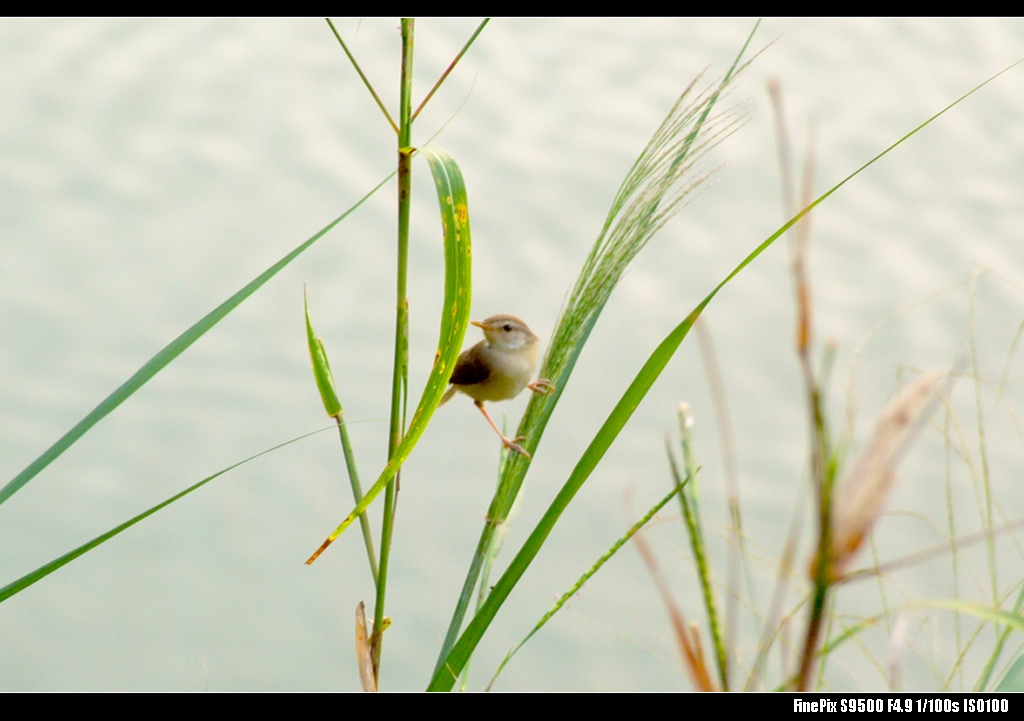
2 18 1023 691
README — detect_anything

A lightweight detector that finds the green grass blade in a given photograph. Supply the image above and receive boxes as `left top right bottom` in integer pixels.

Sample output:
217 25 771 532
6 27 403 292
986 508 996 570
427 60 1024 691
0 429 325 603
1 172 395 508
305 147 472 564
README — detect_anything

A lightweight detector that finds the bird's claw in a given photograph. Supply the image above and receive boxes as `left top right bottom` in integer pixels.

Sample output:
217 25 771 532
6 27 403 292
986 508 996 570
528 378 556 397
501 436 531 460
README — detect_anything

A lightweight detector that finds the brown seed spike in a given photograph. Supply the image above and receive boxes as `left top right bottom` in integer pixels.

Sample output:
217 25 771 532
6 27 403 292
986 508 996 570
813 371 944 581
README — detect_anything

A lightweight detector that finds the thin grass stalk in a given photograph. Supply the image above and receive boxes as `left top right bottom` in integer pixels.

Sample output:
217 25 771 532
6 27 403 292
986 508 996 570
974 296 1024 690
964 294 1024 690
945 394 966 689
769 80 839 691
744 488 806 691
795 568 832 691
976 582 1024 690
634 528 716 690
412 18 489 122
433 29 758 674
968 274 998 602
694 318 747 687
868 532 903 687
335 414 378 583
835 518 1024 588
485 476 691 690
671 406 728 689
792 246 835 692
325 18 398 135
371 17 415 682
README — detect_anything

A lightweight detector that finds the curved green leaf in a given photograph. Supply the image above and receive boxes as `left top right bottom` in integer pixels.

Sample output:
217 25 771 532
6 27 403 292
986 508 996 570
305 147 472 564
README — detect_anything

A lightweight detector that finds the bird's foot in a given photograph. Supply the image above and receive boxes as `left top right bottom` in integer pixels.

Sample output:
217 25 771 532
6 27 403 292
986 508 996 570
528 378 556 396
501 435 531 460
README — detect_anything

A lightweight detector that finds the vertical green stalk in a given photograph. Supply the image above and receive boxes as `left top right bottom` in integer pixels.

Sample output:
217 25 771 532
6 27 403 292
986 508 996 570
304 22 484 567
793 285 836 692
795 396 834 690
371 17 415 682
672 406 728 690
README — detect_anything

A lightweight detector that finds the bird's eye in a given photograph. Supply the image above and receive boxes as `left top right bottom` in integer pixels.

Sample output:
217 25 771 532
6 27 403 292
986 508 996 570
503 324 512 332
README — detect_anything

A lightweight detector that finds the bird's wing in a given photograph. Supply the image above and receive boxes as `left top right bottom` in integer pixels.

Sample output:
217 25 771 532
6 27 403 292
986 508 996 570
448 342 491 386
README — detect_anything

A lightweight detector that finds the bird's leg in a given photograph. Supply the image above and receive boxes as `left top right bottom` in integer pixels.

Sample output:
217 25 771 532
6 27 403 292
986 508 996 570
474 400 530 459
528 378 556 396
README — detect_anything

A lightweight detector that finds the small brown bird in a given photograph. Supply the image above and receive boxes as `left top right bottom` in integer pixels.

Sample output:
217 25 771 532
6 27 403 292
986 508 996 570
441 314 555 459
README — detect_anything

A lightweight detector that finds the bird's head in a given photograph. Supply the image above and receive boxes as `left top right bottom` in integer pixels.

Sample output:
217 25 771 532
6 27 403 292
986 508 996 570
472 314 538 352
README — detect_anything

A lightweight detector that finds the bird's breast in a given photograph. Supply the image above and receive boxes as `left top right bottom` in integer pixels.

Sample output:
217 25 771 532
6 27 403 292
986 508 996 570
462 345 536 402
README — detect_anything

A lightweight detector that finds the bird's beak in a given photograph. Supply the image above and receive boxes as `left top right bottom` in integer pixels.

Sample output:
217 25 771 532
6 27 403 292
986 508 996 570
470 320 487 330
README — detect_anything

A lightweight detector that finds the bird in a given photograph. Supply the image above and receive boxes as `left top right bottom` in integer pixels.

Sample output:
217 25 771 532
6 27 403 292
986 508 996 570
441 314 555 459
